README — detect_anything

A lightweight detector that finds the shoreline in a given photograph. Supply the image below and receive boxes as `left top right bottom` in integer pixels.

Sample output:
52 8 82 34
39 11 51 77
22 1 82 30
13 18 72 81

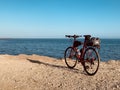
0 54 119 62
0 54 120 90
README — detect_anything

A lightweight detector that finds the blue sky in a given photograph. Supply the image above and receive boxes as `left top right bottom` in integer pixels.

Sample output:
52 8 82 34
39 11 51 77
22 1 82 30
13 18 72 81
0 0 120 38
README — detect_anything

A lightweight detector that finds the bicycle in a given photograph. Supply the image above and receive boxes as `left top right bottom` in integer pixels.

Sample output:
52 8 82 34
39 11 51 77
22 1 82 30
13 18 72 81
64 35 100 75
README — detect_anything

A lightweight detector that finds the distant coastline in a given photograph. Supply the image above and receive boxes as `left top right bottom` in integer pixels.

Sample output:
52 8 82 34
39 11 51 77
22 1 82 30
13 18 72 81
0 38 13 40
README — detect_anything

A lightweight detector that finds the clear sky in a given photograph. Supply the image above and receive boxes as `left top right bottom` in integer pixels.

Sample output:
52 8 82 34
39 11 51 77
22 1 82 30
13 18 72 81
0 0 120 38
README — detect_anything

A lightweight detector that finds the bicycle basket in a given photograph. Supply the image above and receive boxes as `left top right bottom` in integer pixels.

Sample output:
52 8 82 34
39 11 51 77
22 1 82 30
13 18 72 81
91 37 100 47
73 41 82 47
86 37 100 48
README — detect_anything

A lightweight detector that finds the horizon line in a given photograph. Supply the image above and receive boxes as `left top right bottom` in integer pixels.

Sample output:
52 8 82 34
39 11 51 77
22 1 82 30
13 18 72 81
0 37 120 39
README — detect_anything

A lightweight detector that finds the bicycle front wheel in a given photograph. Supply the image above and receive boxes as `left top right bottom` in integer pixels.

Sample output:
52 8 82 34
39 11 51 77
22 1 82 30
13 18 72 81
64 47 77 69
83 47 100 75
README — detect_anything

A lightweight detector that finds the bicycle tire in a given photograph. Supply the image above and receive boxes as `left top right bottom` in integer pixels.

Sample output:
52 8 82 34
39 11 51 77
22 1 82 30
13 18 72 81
83 47 100 75
64 47 77 69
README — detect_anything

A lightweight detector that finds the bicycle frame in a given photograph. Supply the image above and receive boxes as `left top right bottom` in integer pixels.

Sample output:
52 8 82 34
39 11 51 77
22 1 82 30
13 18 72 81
67 35 92 64
78 41 86 62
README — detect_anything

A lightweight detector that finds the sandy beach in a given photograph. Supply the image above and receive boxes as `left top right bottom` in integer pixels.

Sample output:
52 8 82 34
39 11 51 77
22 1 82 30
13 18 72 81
0 54 120 90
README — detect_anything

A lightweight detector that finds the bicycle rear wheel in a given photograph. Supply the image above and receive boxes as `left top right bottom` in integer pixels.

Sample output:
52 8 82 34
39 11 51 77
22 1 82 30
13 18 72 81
64 47 77 69
83 47 100 75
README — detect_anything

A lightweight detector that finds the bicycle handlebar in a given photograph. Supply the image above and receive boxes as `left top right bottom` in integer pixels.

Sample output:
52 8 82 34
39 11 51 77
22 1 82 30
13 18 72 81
65 35 82 38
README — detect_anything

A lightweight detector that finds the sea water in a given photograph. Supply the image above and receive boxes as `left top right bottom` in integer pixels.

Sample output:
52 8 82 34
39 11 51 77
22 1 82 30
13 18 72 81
0 38 119 61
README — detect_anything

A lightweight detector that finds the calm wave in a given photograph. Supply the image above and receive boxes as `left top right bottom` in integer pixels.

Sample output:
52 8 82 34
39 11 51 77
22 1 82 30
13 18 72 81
0 38 120 61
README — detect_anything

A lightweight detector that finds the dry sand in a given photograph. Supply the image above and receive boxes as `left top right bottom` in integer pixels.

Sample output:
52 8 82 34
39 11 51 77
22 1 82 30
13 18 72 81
0 54 120 90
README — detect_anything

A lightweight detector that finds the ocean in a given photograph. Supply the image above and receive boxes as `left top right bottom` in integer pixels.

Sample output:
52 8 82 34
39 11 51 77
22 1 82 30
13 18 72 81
0 38 120 61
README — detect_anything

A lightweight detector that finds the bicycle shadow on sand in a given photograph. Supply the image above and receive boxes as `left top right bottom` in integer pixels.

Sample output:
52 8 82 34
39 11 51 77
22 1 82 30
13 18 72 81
27 58 86 75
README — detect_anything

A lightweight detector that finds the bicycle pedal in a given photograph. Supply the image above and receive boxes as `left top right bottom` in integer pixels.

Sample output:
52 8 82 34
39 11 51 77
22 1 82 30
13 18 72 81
78 60 81 63
78 59 80 62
